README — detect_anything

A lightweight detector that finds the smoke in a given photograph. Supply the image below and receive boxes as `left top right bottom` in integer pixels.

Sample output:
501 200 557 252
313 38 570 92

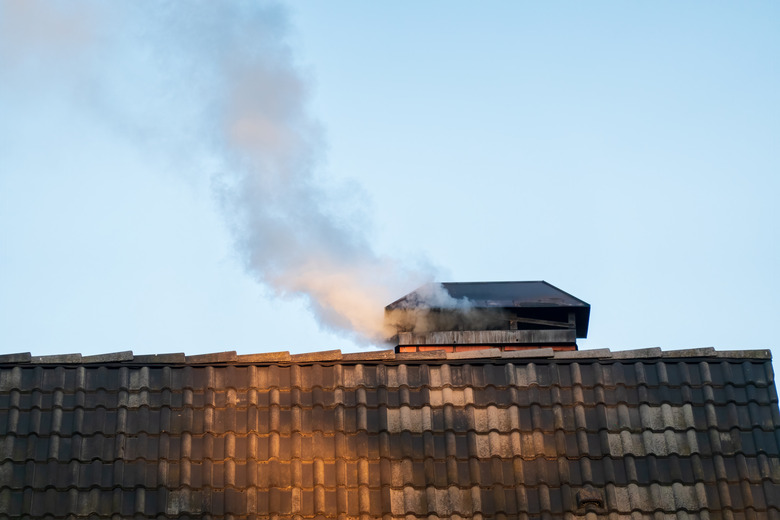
0 0 95 65
384 283 495 337
389 283 472 310
385 306 512 336
0 1 433 345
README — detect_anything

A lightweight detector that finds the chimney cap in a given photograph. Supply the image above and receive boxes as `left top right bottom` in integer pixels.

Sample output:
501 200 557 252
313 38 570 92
386 281 591 337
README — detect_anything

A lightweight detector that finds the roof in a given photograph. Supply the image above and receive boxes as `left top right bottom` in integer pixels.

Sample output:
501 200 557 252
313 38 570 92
1 347 779 519
385 281 591 337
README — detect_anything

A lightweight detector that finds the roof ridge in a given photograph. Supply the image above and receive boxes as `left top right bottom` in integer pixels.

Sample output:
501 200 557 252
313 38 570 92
0 346 771 365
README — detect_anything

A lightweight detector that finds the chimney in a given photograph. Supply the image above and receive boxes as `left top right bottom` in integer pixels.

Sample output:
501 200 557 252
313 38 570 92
385 281 590 353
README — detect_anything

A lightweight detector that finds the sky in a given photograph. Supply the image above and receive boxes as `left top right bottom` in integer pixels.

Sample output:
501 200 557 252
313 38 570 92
0 2 778 365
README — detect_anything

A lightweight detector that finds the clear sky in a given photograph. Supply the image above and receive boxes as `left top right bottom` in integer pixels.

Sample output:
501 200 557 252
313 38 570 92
1 2 778 365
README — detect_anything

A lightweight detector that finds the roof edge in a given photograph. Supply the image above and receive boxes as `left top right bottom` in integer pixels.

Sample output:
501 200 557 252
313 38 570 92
0 347 771 366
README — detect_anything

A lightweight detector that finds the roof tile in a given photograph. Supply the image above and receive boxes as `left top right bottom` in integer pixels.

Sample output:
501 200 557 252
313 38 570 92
132 353 186 363
501 347 555 359
342 349 395 361
82 351 134 363
237 351 292 362
661 347 716 358
554 348 613 359
716 349 772 359
290 350 342 362
610 348 663 359
30 353 82 364
395 350 447 361
447 348 502 360
185 351 237 363
0 353 31 364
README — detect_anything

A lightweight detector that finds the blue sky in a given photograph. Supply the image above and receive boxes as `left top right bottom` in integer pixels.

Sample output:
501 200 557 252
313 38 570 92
0 2 778 363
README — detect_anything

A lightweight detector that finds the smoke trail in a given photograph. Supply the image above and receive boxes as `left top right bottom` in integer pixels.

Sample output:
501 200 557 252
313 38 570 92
0 0 95 64
384 283 480 336
171 2 435 343
0 1 433 344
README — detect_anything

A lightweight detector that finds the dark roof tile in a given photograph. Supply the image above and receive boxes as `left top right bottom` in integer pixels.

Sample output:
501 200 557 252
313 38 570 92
185 351 237 363
342 349 395 361
237 351 292 362
395 350 447 361
0 353 31 364
501 348 554 359
661 347 717 358
717 349 772 359
447 348 502 360
30 353 82 364
132 353 186 363
290 350 342 362
610 347 662 359
557 348 613 360
82 351 134 363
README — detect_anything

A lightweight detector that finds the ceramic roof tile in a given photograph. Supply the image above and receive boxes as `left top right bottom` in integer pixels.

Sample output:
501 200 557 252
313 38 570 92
132 353 187 364
237 351 292 363
290 350 342 362
81 351 134 363
29 353 82 364
0 353 31 364
394 350 448 361
185 351 238 363
500 348 555 359
342 349 395 361
447 348 502 360
610 347 663 359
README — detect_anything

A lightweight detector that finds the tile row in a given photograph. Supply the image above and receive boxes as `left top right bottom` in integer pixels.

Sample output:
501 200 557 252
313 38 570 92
1 403 777 438
2 453 779 489
3 428 780 461
1 514 778 520
1 383 776 411
2 346 770 365
0 360 773 393
1 483 778 517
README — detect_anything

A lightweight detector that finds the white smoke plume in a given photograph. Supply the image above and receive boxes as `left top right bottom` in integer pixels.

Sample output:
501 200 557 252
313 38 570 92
384 283 490 336
389 283 473 310
0 1 435 345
